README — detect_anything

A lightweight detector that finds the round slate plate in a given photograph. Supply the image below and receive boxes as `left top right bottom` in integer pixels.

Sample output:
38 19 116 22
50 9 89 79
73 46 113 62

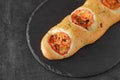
26 0 120 78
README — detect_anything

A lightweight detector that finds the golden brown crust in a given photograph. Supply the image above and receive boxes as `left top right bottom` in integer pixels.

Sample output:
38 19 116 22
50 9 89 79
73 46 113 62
83 0 120 43
41 0 120 60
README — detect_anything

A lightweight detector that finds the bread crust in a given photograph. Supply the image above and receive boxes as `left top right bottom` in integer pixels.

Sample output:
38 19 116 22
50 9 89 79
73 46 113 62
41 0 120 60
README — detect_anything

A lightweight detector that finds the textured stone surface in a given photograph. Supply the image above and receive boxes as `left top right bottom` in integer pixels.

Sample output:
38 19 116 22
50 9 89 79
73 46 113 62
0 0 120 80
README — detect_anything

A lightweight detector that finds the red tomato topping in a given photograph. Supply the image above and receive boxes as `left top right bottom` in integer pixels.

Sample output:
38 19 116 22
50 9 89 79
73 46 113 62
71 9 94 29
101 0 120 10
48 32 71 55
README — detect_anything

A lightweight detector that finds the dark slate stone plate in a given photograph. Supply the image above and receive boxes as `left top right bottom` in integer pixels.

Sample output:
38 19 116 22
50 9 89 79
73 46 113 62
26 0 120 78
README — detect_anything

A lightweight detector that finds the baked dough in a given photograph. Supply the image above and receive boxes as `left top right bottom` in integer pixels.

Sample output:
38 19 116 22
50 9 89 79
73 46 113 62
41 0 120 60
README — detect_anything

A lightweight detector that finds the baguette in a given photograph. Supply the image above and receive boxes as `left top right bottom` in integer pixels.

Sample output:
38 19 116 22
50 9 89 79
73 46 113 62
41 0 120 60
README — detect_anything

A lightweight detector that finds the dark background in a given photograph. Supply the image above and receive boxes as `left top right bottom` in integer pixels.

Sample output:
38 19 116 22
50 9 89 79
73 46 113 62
0 0 120 80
